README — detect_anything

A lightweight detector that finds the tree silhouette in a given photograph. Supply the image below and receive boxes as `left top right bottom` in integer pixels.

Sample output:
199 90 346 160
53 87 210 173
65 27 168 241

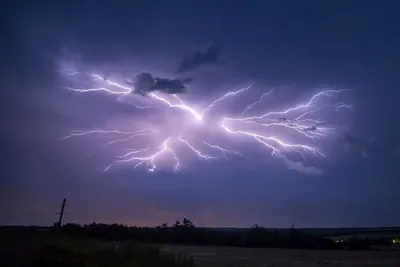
182 218 195 228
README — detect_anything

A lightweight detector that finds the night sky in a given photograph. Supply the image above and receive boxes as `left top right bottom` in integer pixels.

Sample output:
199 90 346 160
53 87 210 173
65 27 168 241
2 1 400 228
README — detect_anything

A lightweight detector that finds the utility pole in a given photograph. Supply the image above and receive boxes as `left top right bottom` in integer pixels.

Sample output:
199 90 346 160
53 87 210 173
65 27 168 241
56 198 67 228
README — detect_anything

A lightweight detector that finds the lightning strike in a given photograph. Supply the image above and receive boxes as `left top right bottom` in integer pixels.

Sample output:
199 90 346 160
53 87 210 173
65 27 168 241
91 74 132 90
130 103 156 109
62 129 155 140
240 89 274 116
200 84 252 116
107 137 179 172
220 119 324 157
99 129 159 148
118 148 150 158
202 141 242 157
64 86 130 95
178 137 218 160
150 93 203 121
61 68 351 173
234 89 348 121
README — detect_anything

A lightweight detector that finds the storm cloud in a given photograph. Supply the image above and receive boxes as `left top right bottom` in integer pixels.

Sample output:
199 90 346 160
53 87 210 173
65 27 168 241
177 43 223 73
3 1 400 229
129 73 192 95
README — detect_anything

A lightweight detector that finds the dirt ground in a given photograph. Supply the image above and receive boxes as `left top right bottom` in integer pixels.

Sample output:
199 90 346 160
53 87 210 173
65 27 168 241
165 245 400 267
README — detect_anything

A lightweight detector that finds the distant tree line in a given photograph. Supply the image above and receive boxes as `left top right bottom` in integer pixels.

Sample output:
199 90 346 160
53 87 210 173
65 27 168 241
50 218 378 250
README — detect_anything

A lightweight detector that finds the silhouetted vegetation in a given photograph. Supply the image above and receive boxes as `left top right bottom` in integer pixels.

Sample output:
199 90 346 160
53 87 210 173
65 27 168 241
47 218 376 250
3 219 392 253
0 231 194 267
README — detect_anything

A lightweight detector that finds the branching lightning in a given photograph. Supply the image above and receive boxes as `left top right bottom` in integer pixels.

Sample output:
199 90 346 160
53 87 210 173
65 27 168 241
105 137 179 172
202 141 242 157
60 68 351 173
150 93 203 121
178 137 218 160
240 89 274 116
200 85 252 117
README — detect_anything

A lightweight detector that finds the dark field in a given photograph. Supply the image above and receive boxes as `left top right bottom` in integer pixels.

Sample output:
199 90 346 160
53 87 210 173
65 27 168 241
0 235 194 267
1 226 399 267
166 245 400 267
207 227 400 237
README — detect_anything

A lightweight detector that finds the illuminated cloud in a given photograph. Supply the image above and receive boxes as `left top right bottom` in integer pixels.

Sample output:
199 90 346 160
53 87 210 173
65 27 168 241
60 64 352 174
129 73 192 95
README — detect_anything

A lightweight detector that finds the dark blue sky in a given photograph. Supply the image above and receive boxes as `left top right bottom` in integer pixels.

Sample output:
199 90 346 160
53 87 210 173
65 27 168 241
1 1 400 227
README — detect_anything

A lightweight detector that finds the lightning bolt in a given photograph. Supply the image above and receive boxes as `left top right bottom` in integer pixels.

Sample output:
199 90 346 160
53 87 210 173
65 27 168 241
129 103 156 109
60 68 351 173
64 86 129 95
106 137 179 172
91 74 132 91
202 141 241 155
200 84 252 116
61 129 155 140
220 118 324 157
178 137 218 160
150 93 203 121
99 129 159 149
234 89 348 121
202 141 242 158
240 89 274 116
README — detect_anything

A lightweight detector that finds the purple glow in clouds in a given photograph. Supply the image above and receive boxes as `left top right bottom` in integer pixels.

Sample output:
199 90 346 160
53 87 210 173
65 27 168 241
60 67 352 174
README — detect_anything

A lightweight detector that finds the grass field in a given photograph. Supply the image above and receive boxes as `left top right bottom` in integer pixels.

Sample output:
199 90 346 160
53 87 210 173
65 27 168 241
166 245 400 267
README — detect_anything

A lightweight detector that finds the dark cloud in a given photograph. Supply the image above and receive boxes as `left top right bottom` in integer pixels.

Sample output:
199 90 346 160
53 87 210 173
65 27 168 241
128 73 192 95
177 43 223 73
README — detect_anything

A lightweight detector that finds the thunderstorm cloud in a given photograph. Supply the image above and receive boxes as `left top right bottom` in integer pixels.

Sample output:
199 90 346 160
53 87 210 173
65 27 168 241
129 73 192 95
3 0 400 229
177 43 223 73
